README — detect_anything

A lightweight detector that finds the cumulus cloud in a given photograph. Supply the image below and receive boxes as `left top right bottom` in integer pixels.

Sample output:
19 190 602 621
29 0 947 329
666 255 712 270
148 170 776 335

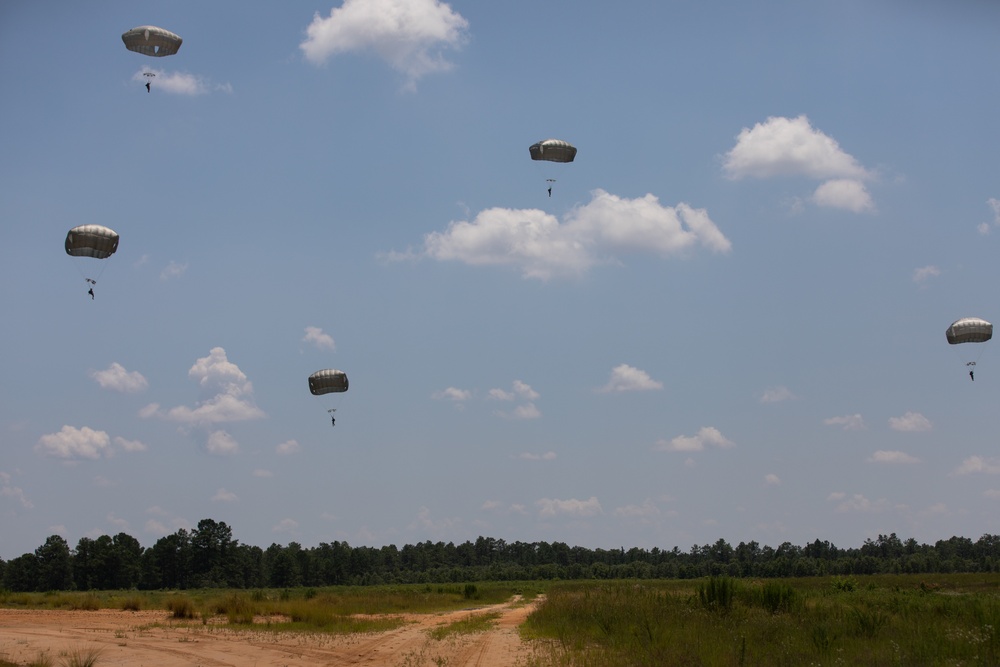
519 451 556 461
253 469 273 478
206 430 239 456
392 190 730 280
133 69 232 95
35 426 112 460
759 386 794 403
276 439 301 455
490 380 539 400
160 261 188 281
888 411 932 432
114 436 148 453
537 496 603 518
812 178 874 212
507 402 541 420
433 386 471 402
765 473 781 486
823 414 866 430
952 456 1000 475
723 115 875 213
0 472 33 509
913 265 941 284
831 493 889 513
211 488 238 502
868 450 920 464
614 499 661 518
300 0 469 90
979 198 1000 234
655 426 734 452
151 348 265 425
90 363 148 393
597 364 663 393
273 518 299 533
302 326 336 350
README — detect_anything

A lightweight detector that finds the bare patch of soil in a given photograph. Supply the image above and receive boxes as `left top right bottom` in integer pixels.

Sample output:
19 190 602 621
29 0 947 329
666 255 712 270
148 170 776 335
0 595 543 666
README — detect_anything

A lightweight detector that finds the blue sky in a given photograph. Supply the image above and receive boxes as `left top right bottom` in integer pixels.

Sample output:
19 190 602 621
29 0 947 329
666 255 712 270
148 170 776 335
3 0 1000 560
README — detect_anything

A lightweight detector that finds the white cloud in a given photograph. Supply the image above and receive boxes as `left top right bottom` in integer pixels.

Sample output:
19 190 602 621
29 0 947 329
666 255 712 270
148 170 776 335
823 414 865 430
598 364 663 393
518 451 556 461
831 493 888 513
273 518 299 533
401 189 730 280
952 456 1000 476
723 115 871 181
302 326 336 350
211 488 238 502
253 469 273 478
276 439 301 455
0 474 33 509
759 386 794 403
433 386 471 401
537 496 603 518
888 411 932 432
90 363 148 393
160 261 188 281
133 69 232 95
206 430 239 456
912 265 941 284
614 499 660 518
512 380 539 400
490 380 540 401
300 0 469 90
764 473 781 486
114 436 148 453
35 426 112 460
984 489 1000 499
156 348 265 425
723 115 875 213
983 198 1000 234
655 426 734 452
868 450 920 464
509 403 541 420
811 178 874 213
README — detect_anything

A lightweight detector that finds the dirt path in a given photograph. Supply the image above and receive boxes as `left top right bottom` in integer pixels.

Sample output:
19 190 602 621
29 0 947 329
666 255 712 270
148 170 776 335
0 596 544 667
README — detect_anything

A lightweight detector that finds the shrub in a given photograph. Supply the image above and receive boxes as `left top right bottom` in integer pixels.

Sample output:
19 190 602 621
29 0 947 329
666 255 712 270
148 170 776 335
698 576 735 612
165 595 196 619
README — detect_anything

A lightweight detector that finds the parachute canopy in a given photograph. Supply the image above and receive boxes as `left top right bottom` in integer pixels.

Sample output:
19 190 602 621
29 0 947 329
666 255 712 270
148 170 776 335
529 139 577 163
65 225 119 259
308 369 349 395
122 26 183 57
946 318 993 345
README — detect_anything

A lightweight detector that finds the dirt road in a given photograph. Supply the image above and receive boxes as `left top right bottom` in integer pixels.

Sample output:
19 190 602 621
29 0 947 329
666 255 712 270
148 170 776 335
0 596 544 666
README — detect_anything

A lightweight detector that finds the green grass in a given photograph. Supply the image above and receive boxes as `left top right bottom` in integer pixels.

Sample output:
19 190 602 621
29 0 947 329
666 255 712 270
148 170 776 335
521 575 1000 666
429 611 502 640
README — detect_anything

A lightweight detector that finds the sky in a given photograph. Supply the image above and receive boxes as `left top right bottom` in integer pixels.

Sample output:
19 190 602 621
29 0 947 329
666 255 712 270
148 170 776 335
3 0 1000 560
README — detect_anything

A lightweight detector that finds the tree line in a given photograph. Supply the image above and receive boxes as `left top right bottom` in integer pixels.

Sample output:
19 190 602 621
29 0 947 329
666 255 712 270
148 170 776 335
3 519 999 592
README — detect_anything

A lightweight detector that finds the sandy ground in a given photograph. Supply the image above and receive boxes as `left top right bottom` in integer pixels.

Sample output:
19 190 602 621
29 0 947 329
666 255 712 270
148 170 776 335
0 596 545 666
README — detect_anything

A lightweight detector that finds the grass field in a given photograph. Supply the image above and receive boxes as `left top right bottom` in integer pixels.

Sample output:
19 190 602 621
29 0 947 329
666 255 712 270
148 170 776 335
521 573 1000 666
2 575 998 665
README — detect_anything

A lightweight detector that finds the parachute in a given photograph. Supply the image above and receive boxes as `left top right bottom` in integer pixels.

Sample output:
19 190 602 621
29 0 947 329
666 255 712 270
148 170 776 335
309 369 349 426
947 317 992 378
946 317 993 345
65 225 119 260
529 139 576 196
529 139 577 163
65 225 119 296
121 26 183 57
308 369 349 395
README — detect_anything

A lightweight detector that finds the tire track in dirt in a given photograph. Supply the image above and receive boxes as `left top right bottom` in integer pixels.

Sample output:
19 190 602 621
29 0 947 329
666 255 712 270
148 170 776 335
0 595 544 667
